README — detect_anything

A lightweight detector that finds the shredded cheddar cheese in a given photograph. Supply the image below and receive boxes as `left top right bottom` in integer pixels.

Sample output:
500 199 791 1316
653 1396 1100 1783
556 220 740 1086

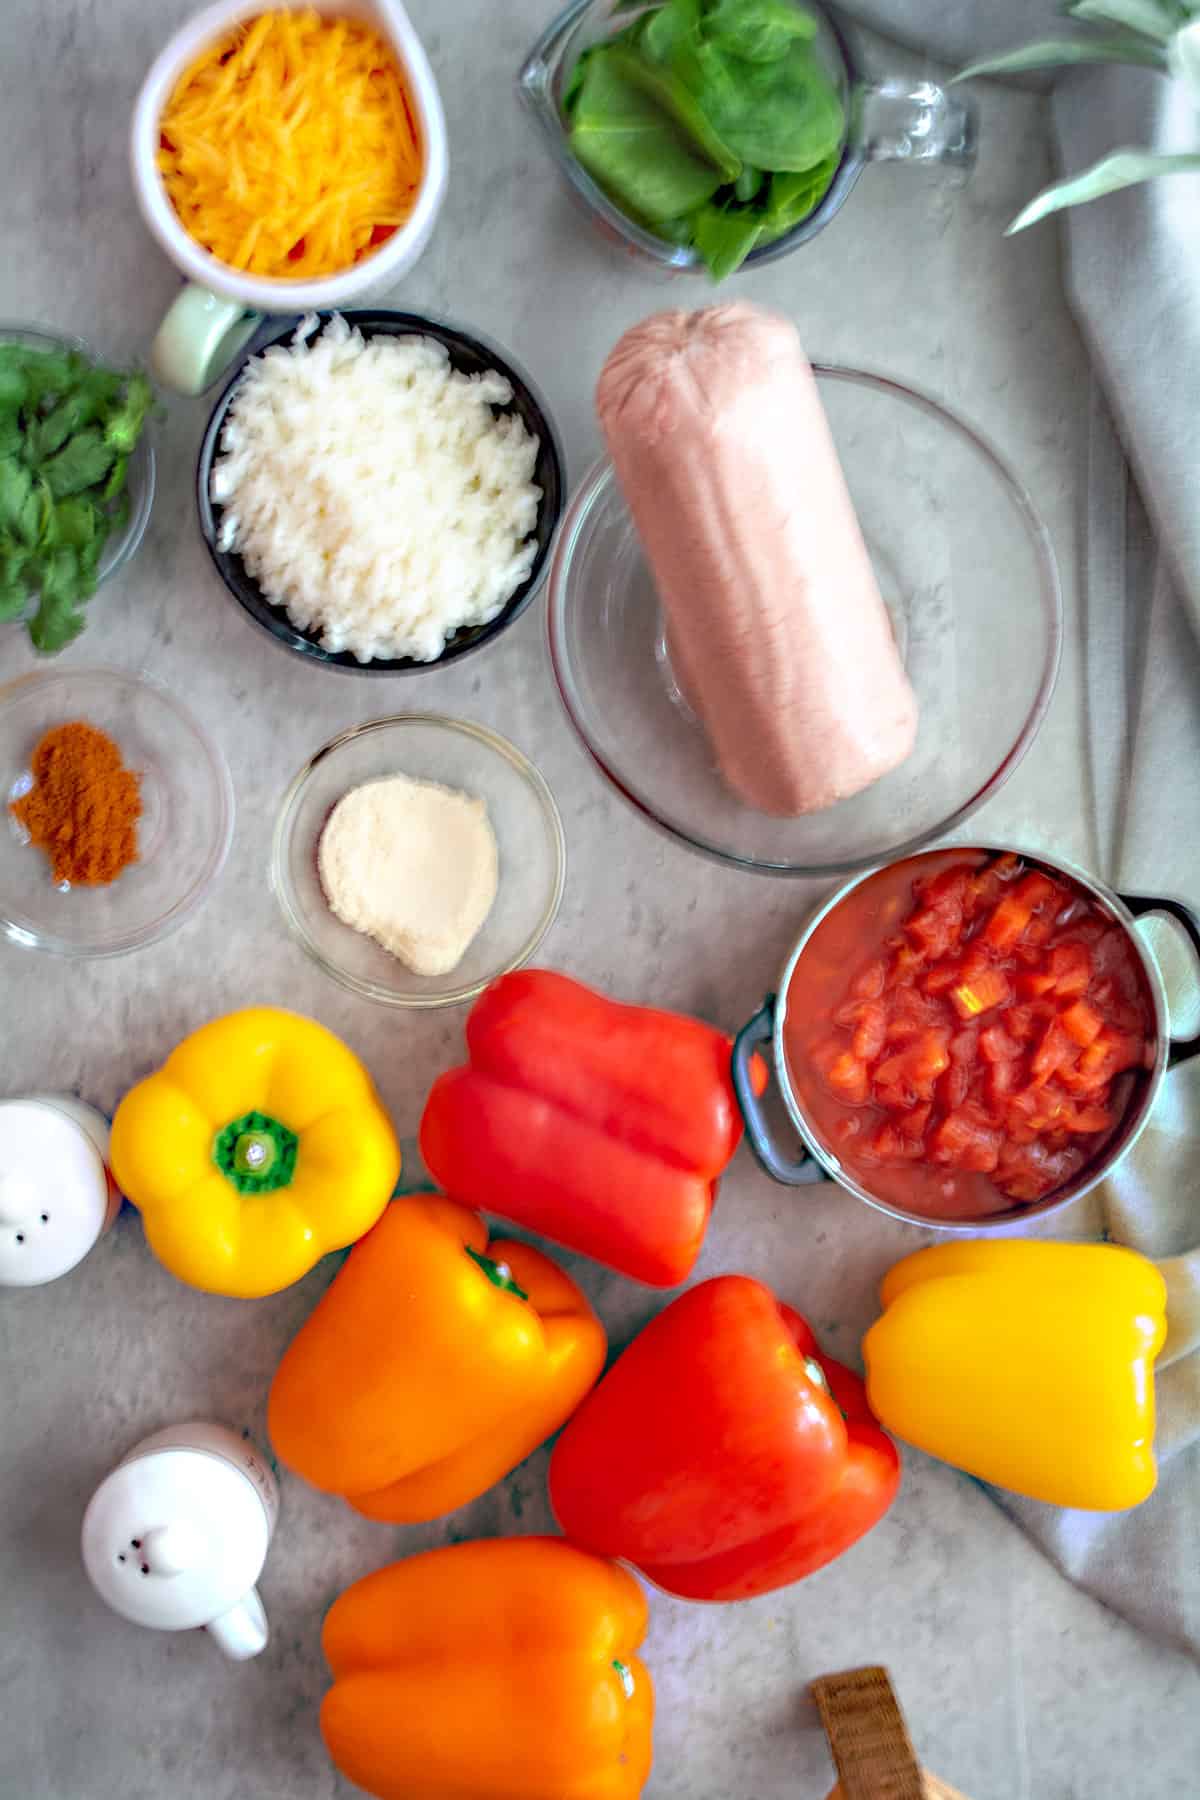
157 9 423 281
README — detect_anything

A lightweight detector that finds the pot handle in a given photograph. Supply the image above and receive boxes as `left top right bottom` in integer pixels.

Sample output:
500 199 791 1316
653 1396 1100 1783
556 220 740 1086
732 997 826 1187
1120 893 1200 1068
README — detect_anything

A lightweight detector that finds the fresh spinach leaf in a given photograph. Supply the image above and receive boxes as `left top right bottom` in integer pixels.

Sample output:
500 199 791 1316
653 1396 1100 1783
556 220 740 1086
642 0 703 65
734 163 764 201
705 0 818 62
760 150 840 235
569 48 725 221
692 201 764 276
608 44 741 179
693 38 844 170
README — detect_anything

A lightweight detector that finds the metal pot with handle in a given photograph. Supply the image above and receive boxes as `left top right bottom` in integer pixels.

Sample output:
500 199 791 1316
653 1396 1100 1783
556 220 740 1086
731 845 1200 1232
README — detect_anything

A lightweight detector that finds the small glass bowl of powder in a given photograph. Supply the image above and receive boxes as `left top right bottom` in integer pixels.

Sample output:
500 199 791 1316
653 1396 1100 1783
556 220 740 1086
272 714 566 1008
0 666 234 956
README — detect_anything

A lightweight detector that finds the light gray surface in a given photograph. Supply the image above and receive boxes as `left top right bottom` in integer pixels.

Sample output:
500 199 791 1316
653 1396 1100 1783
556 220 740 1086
2 3 1199 1798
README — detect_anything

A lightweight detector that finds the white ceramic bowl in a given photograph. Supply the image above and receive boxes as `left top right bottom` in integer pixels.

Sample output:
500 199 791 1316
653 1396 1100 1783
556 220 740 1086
131 0 449 392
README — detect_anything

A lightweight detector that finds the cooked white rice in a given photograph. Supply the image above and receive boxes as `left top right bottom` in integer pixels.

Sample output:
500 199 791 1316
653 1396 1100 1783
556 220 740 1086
210 313 542 663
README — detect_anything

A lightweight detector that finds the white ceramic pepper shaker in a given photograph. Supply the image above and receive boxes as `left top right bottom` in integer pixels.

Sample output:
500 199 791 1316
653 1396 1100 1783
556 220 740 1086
0 1096 122 1287
81 1422 279 1661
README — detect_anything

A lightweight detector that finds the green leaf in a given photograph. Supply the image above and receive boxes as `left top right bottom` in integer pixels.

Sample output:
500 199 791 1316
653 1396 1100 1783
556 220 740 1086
1065 0 1182 42
0 547 30 620
955 33 1167 78
40 427 116 499
103 373 153 455
0 457 32 538
0 348 28 415
53 495 98 550
693 201 763 276
704 0 818 61
101 455 128 504
734 162 764 201
759 151 839 235
608 44 742 179
20 349 79 410
568 48 724 221
28 546 91 654
642 0 703 64
1007 148 1200 229
692 39 844 171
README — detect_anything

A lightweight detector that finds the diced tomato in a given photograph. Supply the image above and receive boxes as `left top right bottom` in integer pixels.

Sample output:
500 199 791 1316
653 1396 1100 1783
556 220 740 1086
850 958 887 1001
1030 1021 1077 1085
1048 942 1090 999
871 1121 925 1161
905 904 962 960
851 1003 888 1064
929 1109 1002 1172
1060 1000 1103 1048
937 1062 970 1112
806 851 1153 1217
1065 1101 1112 1134
985 1059 1016 1109
826 1052 869 1104
982 892 1033 952
921 961 962 996
950 968 1011 1020
898 1104 932 1142
980 1024 1020 1063
1017 872 1059 910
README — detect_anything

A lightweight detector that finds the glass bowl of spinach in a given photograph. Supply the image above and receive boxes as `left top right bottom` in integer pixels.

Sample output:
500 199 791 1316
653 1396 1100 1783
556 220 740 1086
519 0 977 279
0 326 156 654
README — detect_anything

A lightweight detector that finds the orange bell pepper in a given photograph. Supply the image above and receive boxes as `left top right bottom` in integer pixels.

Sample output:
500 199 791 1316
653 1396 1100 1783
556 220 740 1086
321 1538 654 1800
268 1194 606 1523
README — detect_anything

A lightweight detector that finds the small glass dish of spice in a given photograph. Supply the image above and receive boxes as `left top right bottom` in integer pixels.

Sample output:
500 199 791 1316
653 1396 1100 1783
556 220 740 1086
272 715 565 1008
0 666 233 957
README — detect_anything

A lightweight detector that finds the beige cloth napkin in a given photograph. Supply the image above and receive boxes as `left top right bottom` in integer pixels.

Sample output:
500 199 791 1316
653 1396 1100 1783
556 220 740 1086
842 1 1200 1656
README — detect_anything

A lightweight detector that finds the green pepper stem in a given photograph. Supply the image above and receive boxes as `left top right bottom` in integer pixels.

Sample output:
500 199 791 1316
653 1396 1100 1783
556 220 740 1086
213 1111 299 1195
465 1245 530 1302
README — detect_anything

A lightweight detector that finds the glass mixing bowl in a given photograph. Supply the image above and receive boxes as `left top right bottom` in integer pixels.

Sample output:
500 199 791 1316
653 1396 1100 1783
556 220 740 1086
548 366 1062 875
0 667 233 956
272 715 566 1007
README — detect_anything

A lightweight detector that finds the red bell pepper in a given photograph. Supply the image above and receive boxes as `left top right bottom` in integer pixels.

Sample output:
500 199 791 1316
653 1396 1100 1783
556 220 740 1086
419 970 760 1287
548 1275 900 1601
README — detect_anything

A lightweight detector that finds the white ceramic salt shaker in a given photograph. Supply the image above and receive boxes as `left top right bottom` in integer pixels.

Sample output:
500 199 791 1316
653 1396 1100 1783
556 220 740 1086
0 1095 122 1287
81 1422 279 1661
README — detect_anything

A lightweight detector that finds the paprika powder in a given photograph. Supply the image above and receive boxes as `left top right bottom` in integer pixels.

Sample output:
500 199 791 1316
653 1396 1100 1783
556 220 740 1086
11 720 141 886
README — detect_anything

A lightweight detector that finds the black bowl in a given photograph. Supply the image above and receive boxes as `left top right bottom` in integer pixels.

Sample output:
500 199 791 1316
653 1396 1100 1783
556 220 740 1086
196 310 566 674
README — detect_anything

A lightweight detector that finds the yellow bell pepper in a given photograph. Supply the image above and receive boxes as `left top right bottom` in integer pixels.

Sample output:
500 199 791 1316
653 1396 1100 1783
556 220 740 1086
863 1240 1167 1510
321 1537 654 1800
268 1192 607 1522
110 1007 400 1298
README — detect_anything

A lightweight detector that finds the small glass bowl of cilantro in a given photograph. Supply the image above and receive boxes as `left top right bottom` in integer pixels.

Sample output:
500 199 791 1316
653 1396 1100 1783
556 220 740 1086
0 326 155 654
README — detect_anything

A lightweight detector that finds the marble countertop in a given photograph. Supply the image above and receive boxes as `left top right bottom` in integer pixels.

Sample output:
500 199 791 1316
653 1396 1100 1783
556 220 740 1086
2 2 1199 1796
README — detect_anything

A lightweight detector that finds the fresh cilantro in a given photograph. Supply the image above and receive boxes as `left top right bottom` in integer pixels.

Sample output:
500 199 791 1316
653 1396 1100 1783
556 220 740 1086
0 341 154 652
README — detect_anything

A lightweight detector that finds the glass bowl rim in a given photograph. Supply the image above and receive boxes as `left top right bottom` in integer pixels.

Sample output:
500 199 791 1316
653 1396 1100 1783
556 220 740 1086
0 663 235 958
547 361 1064 877
270 711 568 1008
